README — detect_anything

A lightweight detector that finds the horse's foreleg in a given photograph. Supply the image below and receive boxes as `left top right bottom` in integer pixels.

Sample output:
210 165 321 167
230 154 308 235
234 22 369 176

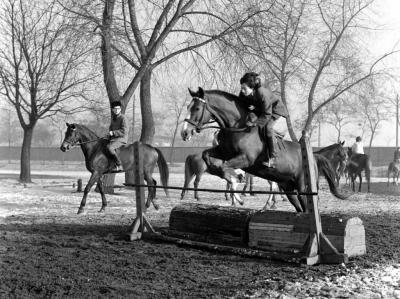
78 172 100 214
96 176 107 213
249 175 255 196
225 182 231 201
194 174 201 201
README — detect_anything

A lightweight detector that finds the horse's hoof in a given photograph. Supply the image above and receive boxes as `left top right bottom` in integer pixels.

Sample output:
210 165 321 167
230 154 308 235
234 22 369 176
154 204 160 210
98 208 106 213
77 207 85 215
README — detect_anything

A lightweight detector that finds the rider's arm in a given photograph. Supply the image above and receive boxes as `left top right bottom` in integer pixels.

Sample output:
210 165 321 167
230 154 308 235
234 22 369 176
254 88 274 127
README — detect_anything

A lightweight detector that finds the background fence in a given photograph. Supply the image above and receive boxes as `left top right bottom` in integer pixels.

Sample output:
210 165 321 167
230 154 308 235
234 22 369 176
0 146 397 167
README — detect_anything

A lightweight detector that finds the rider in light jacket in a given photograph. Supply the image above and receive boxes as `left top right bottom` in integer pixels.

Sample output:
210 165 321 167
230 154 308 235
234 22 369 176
239 72 288 168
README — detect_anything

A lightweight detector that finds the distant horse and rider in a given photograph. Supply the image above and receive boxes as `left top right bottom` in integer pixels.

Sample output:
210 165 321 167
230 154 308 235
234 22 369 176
181 82 346 212
60 123 169 214
345 143 371 193
387 148 400 186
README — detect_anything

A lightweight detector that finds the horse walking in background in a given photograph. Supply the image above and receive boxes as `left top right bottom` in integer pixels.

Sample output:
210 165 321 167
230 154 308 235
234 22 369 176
387 160 400 186
346 147 371 192
180 152 246 201
60 123 169 214
181 88 346 212
314 141 347 184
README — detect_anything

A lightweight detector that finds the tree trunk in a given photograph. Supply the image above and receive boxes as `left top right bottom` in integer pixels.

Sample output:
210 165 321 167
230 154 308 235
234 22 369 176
19 127 34 183
280 81 298 142
168 120 179 164
125 95 137 185
139 69 155 144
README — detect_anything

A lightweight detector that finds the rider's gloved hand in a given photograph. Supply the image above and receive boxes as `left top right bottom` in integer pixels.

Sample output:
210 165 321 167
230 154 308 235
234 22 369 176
246 121 256 128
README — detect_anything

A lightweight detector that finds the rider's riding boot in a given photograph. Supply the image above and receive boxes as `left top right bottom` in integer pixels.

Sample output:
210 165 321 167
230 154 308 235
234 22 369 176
110 152 123 172
263 135 277 168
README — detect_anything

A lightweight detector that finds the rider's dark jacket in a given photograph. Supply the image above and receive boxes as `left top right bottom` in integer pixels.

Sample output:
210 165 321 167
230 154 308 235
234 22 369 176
109 113 128 143
240 86 288 126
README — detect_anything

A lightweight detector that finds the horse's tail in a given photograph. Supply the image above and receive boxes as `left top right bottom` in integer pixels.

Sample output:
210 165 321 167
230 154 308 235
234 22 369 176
154 147 170 197
314 154 348 200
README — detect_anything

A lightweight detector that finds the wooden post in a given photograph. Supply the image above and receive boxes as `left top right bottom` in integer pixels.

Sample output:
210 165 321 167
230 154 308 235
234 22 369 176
127 141 155 240
300 130 348 265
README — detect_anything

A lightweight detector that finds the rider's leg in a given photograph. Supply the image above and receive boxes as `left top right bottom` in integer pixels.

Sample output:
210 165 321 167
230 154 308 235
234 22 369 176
107 141 123 170
263 119 277 168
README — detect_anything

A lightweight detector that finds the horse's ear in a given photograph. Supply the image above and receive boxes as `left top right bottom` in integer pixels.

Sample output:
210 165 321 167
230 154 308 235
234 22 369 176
66 122 70 127
341 141 345 145
198 87 205 98
188 88 196 97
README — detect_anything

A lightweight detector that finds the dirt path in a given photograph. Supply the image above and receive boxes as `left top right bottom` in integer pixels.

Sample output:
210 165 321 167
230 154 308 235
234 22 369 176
1 172 400 298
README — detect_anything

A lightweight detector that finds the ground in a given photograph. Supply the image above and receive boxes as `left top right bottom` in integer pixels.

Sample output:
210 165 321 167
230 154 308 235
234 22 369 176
1 165 400 298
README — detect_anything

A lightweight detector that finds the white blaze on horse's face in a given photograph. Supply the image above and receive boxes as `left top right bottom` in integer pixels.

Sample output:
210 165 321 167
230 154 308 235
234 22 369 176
181 112 195 141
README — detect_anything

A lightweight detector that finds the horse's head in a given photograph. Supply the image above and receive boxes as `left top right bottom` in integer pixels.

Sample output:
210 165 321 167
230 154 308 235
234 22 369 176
181 87 213 141
337 140 347 161
60 123 80 152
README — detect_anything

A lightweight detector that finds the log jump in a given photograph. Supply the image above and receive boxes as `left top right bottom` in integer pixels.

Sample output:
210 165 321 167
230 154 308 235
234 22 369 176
127 131 366 265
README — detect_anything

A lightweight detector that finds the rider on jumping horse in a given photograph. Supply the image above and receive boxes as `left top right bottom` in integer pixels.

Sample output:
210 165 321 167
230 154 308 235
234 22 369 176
239 72 288 168
106 101 128 172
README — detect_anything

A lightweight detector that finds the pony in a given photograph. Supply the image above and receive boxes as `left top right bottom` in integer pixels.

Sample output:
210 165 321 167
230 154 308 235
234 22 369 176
387 160 400 186
313 141 347 183
181 88 346 212
60 123 169 214
346 147 371 192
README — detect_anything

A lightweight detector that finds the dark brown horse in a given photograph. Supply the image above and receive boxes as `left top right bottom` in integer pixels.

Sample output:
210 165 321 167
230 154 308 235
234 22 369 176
60 123 169 214
314 141 347 183
181 88 346 212
346 147 371 192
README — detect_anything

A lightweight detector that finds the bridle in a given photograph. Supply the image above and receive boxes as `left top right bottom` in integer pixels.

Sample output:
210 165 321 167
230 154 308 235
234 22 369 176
183 97 219 132
63 129 105 148
184 96 247 132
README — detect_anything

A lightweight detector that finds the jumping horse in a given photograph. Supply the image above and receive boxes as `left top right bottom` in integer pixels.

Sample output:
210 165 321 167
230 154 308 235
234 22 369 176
181 88 346 212
60 123 169 214
346 147 371 192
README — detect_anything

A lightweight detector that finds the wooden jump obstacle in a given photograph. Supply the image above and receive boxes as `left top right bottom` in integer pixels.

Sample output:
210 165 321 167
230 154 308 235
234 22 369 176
127 132 366 265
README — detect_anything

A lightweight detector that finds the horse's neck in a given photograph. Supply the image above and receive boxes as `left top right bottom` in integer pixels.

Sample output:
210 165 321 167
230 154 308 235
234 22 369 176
78 128 101 160
209 99 246 128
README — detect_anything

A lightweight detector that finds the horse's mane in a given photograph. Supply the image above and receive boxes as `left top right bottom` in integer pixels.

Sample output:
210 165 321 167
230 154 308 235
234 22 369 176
314 143 341 154
205 89 239 102
74 123 99 139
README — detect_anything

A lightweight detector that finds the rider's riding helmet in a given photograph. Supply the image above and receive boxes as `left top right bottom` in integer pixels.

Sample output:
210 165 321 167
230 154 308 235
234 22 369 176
240 72 261 89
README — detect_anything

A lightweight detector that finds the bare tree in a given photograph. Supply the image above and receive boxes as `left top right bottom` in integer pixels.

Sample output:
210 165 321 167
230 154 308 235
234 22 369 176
215 0 396 141
323 98 354 142
0 0 97 182
356 79 391 153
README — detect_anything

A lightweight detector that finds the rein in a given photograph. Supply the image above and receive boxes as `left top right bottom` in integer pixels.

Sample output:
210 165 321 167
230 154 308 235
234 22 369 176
65 137 106 147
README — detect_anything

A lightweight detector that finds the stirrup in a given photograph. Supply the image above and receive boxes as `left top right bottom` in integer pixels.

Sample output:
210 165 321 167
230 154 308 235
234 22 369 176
110 165 123 173
262 157 277 168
